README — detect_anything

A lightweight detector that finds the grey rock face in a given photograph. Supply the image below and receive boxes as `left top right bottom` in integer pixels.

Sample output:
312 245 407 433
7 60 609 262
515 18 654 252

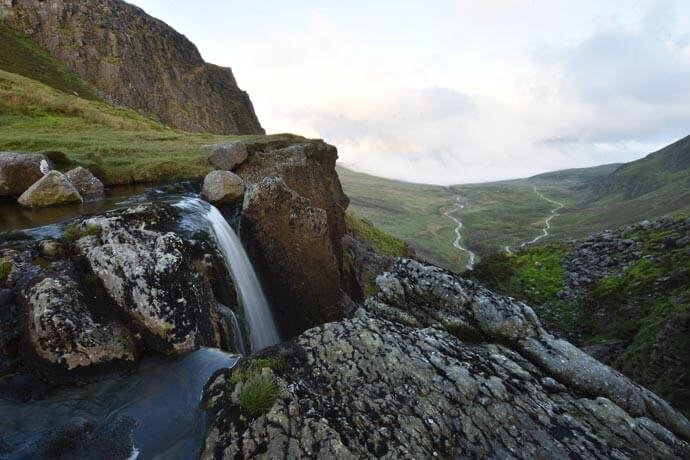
202 170 245 205
0 152 51 196
208 142 248 170
17 171 82 207
1 0 263 134
23 269 137 379
203 258 690 458
65 167 104 199
77 205 221 353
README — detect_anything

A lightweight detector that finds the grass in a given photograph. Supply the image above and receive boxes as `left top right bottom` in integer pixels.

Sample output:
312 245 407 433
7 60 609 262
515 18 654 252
237 373 279 416
0 259 11 281
0 69 307 185
345 211 410 258
61 223 102 242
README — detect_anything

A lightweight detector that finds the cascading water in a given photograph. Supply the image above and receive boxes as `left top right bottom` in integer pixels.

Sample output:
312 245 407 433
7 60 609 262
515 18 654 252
205 205 281 352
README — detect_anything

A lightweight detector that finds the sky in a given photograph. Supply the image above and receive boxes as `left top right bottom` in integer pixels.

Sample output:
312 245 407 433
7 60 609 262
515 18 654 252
131 0 690 185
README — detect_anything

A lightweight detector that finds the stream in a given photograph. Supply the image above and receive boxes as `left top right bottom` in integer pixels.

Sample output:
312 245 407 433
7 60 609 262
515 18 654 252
443 196 476 270
506 186 564 253
0 185 280 458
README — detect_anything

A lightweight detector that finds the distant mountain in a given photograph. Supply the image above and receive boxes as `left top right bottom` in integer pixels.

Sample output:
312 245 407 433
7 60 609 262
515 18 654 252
339 135 690 272
0 0 263 135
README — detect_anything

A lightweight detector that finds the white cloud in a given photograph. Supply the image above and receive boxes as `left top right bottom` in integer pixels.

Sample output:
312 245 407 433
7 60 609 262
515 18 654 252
130 0 690 184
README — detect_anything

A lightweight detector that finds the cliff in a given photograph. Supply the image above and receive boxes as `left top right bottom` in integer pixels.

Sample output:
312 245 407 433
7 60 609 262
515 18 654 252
0 0 264 135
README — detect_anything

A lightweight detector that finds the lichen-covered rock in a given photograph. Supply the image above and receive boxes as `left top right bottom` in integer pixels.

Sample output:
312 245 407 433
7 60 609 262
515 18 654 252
17 171 82 207
202 170 245 205
203 258 690 458
0 152 51 196
65 167 104 199
241 177 341 335
22 267 137 381
1 0 263 135
209 142 248 170
77 204 221 353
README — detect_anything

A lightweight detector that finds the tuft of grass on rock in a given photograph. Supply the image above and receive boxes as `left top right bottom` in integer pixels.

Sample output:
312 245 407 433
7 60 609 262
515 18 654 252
237 373 279 416
0 259 12 281
62 223 102 242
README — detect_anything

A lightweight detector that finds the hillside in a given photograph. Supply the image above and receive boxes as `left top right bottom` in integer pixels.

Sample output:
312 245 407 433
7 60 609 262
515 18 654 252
0 0 263 135
473 215 690 416
339 138 690 272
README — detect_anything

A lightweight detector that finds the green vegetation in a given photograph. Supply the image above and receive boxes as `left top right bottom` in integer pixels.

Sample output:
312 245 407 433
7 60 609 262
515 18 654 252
346 211 410 258
0 259 12 281
62 223 102 242
0 68 305 185
237 373 279 416
0 25 99 100
228 354 286 416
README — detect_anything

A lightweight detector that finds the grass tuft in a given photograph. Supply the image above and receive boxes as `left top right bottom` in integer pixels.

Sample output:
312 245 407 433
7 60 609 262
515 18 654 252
0 259 12 281
62 223 102 242
237 373 279 416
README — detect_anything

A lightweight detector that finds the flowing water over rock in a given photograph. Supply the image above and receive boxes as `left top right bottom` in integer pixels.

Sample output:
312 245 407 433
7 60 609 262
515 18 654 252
0 348 238 459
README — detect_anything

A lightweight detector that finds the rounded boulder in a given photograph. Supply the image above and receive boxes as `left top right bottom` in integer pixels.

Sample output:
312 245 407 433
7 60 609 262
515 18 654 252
202 170 245 205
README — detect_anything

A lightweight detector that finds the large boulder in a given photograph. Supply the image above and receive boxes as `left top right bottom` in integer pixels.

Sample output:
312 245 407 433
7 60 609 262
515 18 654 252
236 141 350 334
203 259 690 458
0 152 51 196
76 204 222 353
65 167 104 199
208 142 248 170
17 171 82 207
241 177 341 335
202 170 245 205
22 265 138 381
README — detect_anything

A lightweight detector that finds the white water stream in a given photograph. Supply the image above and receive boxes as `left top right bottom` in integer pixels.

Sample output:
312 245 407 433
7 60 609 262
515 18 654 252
205 205 281 352
505 186 564 253
443 196 476 270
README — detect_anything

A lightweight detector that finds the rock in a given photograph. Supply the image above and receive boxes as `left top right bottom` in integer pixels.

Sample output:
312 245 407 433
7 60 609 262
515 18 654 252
0 152 51 196
202 170 245 204
77 204 222 353
65 167 104 199
22 266 138 381
241 177 341 335
17 171 83 207
2 0 263 134
203 259 690 458
208 142 248 170
38 240 63 259
236 141 350 334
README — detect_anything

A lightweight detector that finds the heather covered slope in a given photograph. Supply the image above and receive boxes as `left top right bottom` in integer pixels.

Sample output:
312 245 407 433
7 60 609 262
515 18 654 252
0 0 263 135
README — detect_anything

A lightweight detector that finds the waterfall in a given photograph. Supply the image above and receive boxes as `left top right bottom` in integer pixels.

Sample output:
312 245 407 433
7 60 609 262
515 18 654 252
205 205 281 352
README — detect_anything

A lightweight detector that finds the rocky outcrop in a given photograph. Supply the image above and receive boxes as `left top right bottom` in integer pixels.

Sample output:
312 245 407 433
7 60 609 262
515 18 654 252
17 170 82 207
77 205 221 353
23 264 137 381
0 0 263 135
202 170 245 205
65 167 104 200
236 141 350 334
241 177 341 335
0 152 51 196
203 258 690 458
209 142 248 170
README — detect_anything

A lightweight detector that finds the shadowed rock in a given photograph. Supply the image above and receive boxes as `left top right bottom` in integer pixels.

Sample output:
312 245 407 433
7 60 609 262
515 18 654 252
65 167 104 200
209 142 248 170
18 171 82 207
0 152 51 197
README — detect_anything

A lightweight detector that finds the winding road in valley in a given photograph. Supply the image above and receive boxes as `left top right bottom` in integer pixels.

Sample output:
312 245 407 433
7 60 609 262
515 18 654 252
443 195 477 270
506 186 564 254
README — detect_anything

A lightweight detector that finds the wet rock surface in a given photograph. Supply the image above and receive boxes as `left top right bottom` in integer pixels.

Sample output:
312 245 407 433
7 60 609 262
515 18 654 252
204 258 690 459
0 152 51 197
18 170 83 207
